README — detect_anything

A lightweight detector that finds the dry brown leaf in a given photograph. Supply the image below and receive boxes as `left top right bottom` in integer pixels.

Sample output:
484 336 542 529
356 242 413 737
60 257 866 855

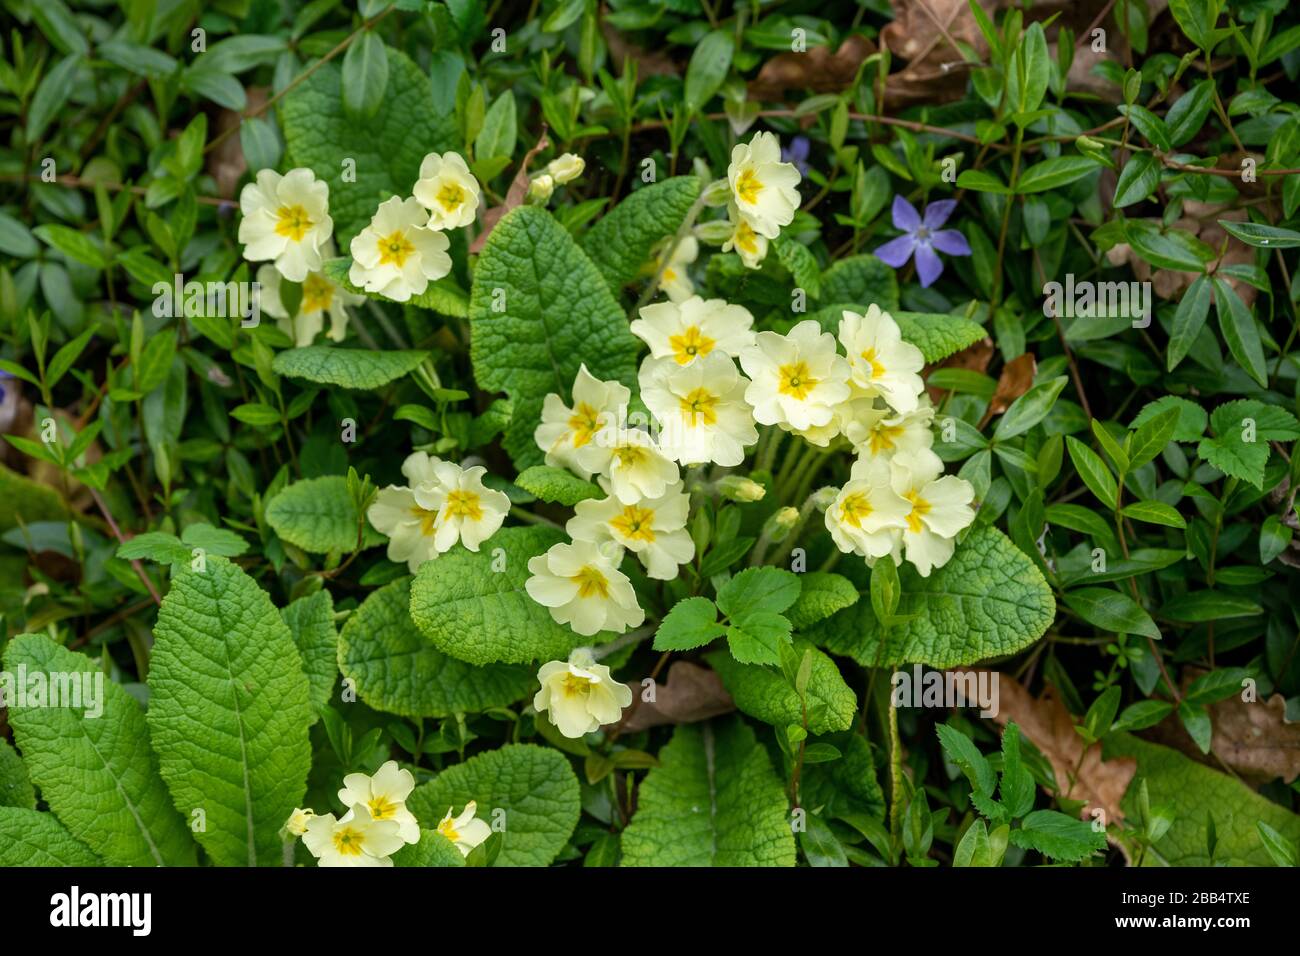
747 35 875 101
986 671 1137 825
469 128 550 255
208 88 268 200
879 0 996 108
621 661 734 732
976 352 1036 428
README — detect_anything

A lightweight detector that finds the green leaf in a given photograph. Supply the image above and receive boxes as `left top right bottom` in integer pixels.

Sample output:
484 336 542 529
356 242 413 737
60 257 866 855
1168 0 1213 50
1121 501 1186 529
1256 822 1298 868
786 572 859 629
956 170 1012 194
339 578 535 717
4 634 195 866
514 465 600 505
1113 153 1161 208
817 256 900 310
1009 809 1106 862
266 476 377 554
32 0 88 55
392 829 466 867
1197 401 1272 489
1105 734 1300 865
1212 278 1267 387
683 30 734 114
149 557 314 866
814 303 986 363
620 718 795 866
410 525 583 665
341 32 389 120
1216 219 1300 249
180 522 250 557
1260 515 1293 564
281 589 338 717
581 177 701 295
1166 80 1215 146
28 55 81 142
0 738 34 810
281 46 457 241
231 402 281 427
1066 436 1118 509
469 206 639 466
1064 587 1161 639
1014 156 1099 193
994 375 1067 440
33 224 107 269
726 612 793 666
808 527 1056 668
1119 105 1171 151
1130 395 1206 444
1111 699 1175 733
935 723 996 797
475 90 517 162
406 744 580 866
116 531 191 564
1157 590 1261 622
0 460 67 530
271 346 429 389
653 596 727 652
707 640 857 735
0 808 102 866
774 235 822 298
1124 220 1214 272
717 567 801 621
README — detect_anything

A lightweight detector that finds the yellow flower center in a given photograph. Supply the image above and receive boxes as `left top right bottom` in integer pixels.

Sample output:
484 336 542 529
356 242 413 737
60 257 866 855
611 505 657 543
331 825 365 857
904 490 931 533
612 444 647 469
436 818 460 843
867 421 906 455
368 795 399 821
860 347 887 380
409 506 439 536
274 204 314 242
668 326 715 364
734 220 758 254
377 230 415 267
736 168 763 204
839 492 872 529
572 565 610 599
567 402 601 448
663 267 677 282
561 672 593 697
678 387 719 426
777 361 818 400
436 181 466 212
444 489 483 521
301 273 334 313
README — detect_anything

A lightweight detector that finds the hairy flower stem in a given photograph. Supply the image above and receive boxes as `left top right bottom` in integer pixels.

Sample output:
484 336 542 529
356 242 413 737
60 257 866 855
887 699 905 849
768 488 828 568
591 625 655 660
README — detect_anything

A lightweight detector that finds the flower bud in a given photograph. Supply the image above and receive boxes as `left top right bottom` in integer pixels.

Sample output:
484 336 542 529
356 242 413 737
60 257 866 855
694 219 736 245
284 807 315 837
763 506 800 543
701 177 732 207
810 486 839 512
716 475 766 502
546 153 585 184
526 173 555 203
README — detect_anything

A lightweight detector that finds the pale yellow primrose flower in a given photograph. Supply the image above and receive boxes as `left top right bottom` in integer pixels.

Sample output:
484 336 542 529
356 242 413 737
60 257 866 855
838 305 927 415
337 760 420 845
727 131 801 239
525 539 645 636
825 455 911 559
630 295 756 366
255 241 363 346
535 364 631 479
639 352 757 467
533 659 633 738
547 153 586 184
527 173 555 203
238 167 334 282
844 399 936 460
721 203 769 269
411 460 510 553
436 802 491 857
567 481 694 580
655 235 699 302
889 449 976 577
302 803 405 867
349 195 452 302
576 426 679 505
412 151 482 230
367 486 442 573
740 319 851 433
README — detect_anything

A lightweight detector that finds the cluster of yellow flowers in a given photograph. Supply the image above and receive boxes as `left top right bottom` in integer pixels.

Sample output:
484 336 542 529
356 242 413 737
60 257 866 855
285 761 488 866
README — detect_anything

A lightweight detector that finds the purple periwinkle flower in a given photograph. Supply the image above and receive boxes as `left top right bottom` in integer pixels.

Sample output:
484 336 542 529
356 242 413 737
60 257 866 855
874 196 972 288
781 136 811 176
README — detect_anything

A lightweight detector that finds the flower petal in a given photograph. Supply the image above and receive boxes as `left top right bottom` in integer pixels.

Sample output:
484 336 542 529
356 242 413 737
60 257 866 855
914 243 944 287
873 234 917 269
922 199 957 230
891 194 921 232
929 228 972 257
